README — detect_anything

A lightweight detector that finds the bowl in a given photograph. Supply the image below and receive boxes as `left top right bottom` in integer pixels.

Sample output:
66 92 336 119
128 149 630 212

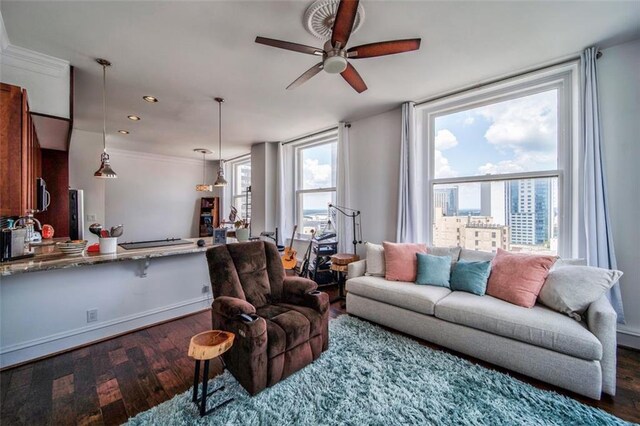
56 240 88 255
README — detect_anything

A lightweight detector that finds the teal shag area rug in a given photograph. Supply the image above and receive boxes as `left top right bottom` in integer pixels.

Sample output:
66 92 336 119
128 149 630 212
127 315 630 425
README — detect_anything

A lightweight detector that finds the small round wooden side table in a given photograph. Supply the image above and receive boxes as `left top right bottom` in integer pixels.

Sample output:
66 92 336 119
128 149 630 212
188 330 235 417
330 253 360 299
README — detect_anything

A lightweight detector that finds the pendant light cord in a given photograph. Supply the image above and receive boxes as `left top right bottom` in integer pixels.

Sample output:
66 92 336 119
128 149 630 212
202 151 206 183
102 63 107 153
218 100 222 171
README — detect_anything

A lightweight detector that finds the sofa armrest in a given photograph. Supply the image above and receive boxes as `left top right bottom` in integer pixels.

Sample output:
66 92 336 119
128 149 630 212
348 259 367 278
587 295 617 396
212 296 256 318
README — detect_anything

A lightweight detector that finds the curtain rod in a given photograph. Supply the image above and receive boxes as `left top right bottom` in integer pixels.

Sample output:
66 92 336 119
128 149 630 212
415 51 601 107
223 153 250 163
282 126 340 146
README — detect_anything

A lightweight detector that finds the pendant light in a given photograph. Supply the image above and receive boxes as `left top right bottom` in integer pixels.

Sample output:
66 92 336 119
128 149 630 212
94 58 117 178
213 97 228 187
194 148 213 191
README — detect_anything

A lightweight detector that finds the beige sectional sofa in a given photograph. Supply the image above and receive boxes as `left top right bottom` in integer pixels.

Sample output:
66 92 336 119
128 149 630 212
345 248 617 400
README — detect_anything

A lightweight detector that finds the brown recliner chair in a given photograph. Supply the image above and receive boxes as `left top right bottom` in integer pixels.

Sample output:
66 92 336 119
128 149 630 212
206 241 329 395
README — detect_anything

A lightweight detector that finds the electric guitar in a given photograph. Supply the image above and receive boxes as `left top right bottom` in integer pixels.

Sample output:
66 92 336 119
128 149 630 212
281 225 298 270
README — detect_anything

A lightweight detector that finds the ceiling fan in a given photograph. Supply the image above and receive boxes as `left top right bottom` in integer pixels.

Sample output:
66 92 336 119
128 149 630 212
255 0 421 93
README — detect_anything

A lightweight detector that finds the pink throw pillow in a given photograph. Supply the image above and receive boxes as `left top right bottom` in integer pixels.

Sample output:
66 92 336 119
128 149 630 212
383 242 428 282
487 248 557 308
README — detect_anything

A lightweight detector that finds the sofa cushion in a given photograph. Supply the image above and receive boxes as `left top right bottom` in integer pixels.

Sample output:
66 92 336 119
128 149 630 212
434 292 602 360
416 253 451 287
346 276 451 315
383 242 428 282
364 242 386 277
486 248 557 308
459 248 495 262
256 304 312 358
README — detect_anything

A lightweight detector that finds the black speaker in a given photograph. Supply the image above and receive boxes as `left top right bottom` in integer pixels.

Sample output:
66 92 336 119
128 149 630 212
69 189 84 240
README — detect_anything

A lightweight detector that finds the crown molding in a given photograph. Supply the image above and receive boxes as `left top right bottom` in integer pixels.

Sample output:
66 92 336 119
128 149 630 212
0 11 9 51
1 43 69 78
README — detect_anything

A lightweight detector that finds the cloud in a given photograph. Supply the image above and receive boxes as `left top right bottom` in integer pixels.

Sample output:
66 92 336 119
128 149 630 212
478 152 556 175
435 129 458 151
480 90 557 154
303 158 332 188
462 116 475 126
435 150 457 178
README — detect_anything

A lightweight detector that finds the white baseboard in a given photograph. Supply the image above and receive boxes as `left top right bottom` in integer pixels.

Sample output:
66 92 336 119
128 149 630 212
0 296 211 369
617 326 640 349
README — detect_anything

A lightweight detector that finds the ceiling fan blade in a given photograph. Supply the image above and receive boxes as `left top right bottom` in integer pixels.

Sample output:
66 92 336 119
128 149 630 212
347 39 422 59
287 63 324 90
340 62 367 93
331 0 359 49
255 36 323 56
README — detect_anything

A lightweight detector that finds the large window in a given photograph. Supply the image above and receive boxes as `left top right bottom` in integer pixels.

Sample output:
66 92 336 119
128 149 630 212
230 158 251 221
295 138 337 236
419 65 577 256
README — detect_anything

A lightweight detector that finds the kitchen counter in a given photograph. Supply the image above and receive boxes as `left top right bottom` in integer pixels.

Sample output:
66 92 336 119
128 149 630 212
0 237 215 276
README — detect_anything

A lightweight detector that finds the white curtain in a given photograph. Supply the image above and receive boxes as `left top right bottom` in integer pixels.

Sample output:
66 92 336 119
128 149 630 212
396 102 420 243
275 143 295 247
581 46 625 323
336 122 352 253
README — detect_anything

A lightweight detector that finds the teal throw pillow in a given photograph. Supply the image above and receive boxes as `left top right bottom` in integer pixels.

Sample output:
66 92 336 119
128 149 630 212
450 260 492 296
416 253 451 288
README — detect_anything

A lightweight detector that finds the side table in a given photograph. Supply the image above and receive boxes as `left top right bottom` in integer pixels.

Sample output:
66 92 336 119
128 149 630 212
330 253 360 299
188 330 235 417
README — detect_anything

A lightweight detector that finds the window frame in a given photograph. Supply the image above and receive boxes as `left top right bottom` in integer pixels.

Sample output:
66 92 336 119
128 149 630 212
293 133 338 238
417 62 579 257
229 156 251 221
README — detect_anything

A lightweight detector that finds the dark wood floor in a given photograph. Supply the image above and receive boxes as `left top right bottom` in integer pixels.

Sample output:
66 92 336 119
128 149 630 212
1 286 638 425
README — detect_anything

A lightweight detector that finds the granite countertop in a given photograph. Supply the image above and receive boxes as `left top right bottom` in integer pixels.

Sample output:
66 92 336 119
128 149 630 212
1 237 215 277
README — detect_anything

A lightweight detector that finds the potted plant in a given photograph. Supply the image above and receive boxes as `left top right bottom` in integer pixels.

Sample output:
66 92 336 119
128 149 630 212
234 218 250 242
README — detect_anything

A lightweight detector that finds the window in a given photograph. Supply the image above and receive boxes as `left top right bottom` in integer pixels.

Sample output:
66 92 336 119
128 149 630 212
230 158 251 221
294 137 338 236
420 64 577 256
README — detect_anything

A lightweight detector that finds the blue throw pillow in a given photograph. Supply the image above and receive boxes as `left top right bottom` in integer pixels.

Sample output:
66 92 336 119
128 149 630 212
416 253 451 287
450 260 492 296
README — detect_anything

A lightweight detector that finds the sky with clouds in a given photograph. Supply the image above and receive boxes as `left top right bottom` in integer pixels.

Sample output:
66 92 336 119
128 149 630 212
433 89 558 179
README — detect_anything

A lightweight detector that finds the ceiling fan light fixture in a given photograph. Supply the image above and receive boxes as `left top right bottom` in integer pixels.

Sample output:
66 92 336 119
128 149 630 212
323 55 347 74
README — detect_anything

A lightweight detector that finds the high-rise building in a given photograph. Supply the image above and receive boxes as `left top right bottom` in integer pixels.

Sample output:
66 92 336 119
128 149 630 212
508 179 551 245
480 181 506 225
434 187 459 217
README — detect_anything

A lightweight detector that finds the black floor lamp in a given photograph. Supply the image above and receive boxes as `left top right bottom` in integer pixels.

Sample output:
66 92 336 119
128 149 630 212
328 204 362 254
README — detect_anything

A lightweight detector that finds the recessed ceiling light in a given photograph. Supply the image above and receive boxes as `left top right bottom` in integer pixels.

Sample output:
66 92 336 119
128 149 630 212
128 115 141 121
143 96 158 103
118 130 129 134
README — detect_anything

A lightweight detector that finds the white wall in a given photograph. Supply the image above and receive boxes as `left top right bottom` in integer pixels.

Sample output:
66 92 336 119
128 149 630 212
1 252 211 367
105 149 222 241
69 129 222 242
69 129 106 244
598 38 640 348
251 142 278 236
349 107 402 257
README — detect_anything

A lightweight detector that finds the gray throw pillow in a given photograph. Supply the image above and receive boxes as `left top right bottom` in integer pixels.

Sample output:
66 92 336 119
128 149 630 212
364 242 385 277
539 265 623 321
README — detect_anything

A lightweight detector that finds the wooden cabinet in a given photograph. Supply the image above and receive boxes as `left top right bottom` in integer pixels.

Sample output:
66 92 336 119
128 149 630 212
1 83 42 217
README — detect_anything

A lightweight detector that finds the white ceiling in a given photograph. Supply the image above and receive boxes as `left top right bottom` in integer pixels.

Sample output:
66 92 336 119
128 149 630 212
2 1 639 159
